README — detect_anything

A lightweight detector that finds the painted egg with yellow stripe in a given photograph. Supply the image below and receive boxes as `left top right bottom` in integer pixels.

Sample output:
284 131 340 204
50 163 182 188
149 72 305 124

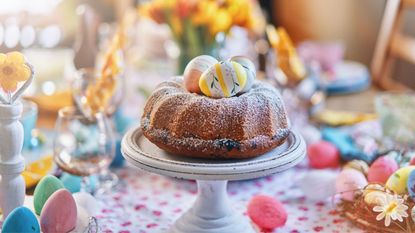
199 61 247 98
230 56 256 93
184 55 218 93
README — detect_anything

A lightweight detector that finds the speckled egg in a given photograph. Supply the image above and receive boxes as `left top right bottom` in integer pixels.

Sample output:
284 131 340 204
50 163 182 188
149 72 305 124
199 61 247 98
247 195 287 231
33 175 65 215
230 56 256 93
368 156 398 184
183 55 218 93
40 189 77 233
307 141 340 169
386 166 415 194
335 169 368 201
2 207 40 233
344 160 369 176
407 170 415 200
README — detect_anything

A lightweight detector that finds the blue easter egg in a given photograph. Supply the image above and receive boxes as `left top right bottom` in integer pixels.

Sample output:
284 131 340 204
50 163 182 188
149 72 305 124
2 207 40 233
407 170 415 200
60 173 98 193
60 173 82 193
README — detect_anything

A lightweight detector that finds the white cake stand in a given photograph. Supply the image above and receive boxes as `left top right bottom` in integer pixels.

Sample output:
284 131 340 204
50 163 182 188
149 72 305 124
121 126 306 233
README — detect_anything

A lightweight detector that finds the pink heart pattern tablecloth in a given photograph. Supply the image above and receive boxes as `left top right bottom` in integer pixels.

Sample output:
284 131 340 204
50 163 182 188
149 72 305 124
97 164 363 233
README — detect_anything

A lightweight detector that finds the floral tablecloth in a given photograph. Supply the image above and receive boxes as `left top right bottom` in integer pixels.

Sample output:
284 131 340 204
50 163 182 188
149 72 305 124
97 164 363 233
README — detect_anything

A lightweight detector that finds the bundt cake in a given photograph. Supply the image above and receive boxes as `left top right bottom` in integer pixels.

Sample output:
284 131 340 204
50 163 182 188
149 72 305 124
141 77 290 159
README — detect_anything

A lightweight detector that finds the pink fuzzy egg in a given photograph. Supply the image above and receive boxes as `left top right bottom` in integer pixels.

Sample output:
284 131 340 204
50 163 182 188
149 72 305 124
368 156 398 184
40 189 77 233
307 141 340 169
247 195 287 231
183 55 217 93
335 169 368 201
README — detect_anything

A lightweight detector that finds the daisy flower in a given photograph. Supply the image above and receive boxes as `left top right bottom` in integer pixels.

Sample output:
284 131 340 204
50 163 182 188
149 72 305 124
373 194 409 227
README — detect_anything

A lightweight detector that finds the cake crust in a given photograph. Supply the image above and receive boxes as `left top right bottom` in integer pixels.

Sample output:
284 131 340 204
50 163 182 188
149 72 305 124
141 77 290 159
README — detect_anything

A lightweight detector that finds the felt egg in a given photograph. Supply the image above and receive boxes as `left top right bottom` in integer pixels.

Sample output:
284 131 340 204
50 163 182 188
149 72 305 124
247 195 287 231
335 169 367 201
344 160 369 176
368 156 398 184
307 141 340 169
73 192 101 216
33 175 65 215
386 166 415 194
407 170 415 200
199 61 247 98
40 189 77 233
183 55 218 93
297 170 337 201
230 56 256 92
2 207 40 233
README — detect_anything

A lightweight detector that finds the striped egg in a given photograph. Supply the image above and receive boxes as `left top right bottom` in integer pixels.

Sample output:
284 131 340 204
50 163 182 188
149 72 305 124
199 61 247 98
183 55 218 93
230 56 256 93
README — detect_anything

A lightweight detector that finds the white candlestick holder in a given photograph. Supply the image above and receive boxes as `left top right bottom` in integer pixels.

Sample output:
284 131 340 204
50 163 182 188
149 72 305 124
0 101 25 218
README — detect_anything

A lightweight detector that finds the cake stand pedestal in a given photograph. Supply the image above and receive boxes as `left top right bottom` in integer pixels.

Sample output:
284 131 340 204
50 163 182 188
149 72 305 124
121 126 306 233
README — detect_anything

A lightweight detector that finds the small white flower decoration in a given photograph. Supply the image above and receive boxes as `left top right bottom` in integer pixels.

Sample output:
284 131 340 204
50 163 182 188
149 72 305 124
373 194 409 227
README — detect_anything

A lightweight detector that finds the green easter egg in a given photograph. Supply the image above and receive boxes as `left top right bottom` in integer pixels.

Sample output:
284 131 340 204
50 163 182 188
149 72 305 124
385 166 415 194
33 175 65 215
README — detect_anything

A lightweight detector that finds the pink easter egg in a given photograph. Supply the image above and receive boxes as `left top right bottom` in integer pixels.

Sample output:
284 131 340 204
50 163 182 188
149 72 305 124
410 157 415 165
335 169 368 201
40 189 77 233
368 156 398 184
307 141 340 169
247 195 287 231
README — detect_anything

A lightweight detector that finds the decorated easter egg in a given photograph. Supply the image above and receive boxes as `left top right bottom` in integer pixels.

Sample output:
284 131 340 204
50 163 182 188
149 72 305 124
33 175 65 215
247 195 287 230
385 166 415 194
362 183 385 196
344 160 369 176
199 61 247 98
335 169 367 201
368 156 398 184
73 192 101 216
230 56 256 92
40 189 77 233
407 170 415 200
364 191 388 205
297 170 337 201
183 55 218 93
2 207 40 233
386 166 415 194
412 206 415 222
307 141 340 169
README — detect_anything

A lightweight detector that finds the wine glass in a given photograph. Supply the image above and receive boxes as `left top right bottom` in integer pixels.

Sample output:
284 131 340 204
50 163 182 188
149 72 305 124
53 106 115 193
71 67 124 190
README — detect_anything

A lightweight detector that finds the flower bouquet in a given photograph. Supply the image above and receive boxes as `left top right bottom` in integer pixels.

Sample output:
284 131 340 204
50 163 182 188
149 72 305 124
139 0 260 74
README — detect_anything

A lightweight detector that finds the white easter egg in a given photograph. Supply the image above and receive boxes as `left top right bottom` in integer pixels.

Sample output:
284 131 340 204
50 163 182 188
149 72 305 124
230 56 256 92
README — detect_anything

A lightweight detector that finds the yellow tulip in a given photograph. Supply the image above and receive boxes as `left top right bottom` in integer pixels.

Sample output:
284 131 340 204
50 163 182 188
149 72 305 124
209 9 232 35
0 52 31 92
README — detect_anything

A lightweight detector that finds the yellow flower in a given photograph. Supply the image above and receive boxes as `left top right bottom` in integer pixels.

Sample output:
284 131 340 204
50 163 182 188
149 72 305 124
191 1 217 26
373 194 408 227
0 52 31 92
208 8 232 35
